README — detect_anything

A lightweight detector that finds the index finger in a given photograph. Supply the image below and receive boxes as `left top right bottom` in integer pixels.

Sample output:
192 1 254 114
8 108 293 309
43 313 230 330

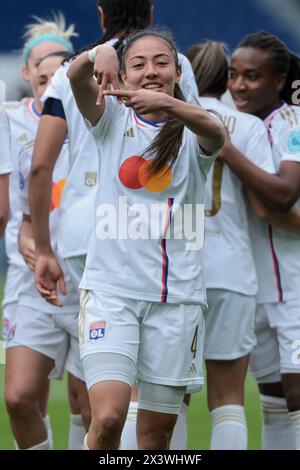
103 89 133 98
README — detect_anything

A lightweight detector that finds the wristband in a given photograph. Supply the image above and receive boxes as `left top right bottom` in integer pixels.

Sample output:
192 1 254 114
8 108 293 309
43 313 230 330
88 46 99 64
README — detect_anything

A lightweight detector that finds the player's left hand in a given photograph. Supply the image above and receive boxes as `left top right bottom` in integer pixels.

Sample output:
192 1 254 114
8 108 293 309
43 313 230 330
35 253 66 307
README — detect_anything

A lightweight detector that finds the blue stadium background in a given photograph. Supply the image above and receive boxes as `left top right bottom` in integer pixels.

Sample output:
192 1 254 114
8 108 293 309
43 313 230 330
1 0 300 268
0 0 299 53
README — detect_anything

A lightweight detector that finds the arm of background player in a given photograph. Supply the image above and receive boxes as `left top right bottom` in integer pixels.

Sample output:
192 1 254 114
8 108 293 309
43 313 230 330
18 214 36 271
220 139 300 212
29 114 67 306
247 191 300 235
29 114 67 256
0 173 9 238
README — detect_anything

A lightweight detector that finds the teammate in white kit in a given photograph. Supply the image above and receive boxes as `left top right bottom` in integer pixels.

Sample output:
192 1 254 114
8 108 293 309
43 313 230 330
225 32 300 450
30 0 198 450
1 16 86 450
187 41 274 450
65 29 224 450
0 109 12 238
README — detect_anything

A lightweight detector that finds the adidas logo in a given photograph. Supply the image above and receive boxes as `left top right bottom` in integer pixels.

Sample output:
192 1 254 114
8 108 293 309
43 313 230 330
18 133 28 142
124 127 134 138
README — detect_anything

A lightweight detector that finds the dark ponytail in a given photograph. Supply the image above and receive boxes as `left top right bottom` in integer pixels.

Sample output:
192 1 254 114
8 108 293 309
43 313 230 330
145 84 185 175
68 0 152 60
121 29 185 176
237 31 300 105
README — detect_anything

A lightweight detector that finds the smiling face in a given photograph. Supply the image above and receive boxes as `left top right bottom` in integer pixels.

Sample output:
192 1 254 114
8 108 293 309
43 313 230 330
228 46 287 118
121 35 181 96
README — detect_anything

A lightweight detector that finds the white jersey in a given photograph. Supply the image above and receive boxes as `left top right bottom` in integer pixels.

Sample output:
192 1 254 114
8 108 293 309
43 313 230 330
0 109 12 175
42 52 198 259
199 97 275 295
1 98 40 269
249 103 300 303
177 53 199 103
82 97 219 305
18 139 77 313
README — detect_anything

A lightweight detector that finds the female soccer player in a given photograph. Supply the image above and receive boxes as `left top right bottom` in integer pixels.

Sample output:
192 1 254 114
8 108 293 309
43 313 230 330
67 29 224 450
187 40 275 449
1 15 85 450
30 0 198 450
0 109 12 238
225 32 300 450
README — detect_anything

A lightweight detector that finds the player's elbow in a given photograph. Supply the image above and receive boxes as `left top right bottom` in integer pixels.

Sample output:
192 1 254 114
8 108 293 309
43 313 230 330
30 162 50 182
272 191 298 212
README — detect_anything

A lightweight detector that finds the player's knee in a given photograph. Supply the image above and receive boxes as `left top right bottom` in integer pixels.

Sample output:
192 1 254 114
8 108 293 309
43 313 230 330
94 410 124 440
5 388 36 417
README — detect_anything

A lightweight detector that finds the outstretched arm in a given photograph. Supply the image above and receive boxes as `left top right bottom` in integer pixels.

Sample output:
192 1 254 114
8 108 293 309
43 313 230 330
104 89 225 154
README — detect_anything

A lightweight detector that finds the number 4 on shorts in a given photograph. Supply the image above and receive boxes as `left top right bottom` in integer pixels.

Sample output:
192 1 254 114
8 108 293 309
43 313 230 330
191 325 198 359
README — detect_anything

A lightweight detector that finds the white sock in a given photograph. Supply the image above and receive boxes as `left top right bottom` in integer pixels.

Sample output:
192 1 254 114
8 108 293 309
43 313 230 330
289 410 300 450
68 414 86 450
121 401 138 450
43 415 53 449
14 415 52 450
210 404 247 450
261 395 296 450
83 433 89 450
170 402 188 450
26 438 51 450
83 433 121 450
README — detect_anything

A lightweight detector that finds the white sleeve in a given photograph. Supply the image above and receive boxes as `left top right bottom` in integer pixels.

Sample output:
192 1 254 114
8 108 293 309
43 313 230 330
280 128 300 164
0 108 12 175
18 145 33 215
245 118 275 173
41 63 68 103
178 53 198 103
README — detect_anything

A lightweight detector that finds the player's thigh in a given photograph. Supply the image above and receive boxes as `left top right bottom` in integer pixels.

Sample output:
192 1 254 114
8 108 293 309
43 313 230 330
138 302 204 390
5 346 54 401
204 289 256 360
249 303 281 382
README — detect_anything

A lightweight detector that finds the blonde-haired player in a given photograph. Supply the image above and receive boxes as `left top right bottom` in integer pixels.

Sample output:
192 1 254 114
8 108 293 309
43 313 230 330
1 15 87 450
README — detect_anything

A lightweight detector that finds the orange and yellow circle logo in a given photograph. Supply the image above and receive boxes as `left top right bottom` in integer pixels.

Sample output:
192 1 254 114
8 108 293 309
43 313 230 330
50 179 67 211
119 156 172 193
